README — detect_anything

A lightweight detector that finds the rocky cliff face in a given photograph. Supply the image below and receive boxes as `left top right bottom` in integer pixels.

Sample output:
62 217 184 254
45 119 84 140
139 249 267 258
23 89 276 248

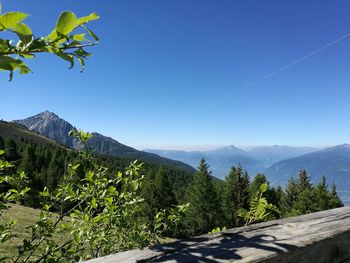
13 111 83 149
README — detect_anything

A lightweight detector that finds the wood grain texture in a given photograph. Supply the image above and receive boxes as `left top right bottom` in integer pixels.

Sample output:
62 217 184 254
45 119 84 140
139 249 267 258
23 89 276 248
86 207 350 263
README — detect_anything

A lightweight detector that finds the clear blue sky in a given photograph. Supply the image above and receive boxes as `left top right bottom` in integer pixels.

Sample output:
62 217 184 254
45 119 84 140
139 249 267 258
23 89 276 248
1 0 350 149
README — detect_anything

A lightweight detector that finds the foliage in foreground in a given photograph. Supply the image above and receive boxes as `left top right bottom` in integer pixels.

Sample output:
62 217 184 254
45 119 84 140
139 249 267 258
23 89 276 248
0 4 99 80
0 131 188 262
239 182 280 225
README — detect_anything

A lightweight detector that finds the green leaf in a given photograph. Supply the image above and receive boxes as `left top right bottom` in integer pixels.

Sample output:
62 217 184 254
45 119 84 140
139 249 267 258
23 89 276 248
130 181 139 192
0 55 31 80
72 33 85 41
19 53 35 59
238 208 249 219
91 197 97 208
259 183 268 193
77 57 85 73
0 12 28 29
56 51 74 69
14 23 33 44
0 150 5 155
45 29 58 41
77 13 99 26
85 27 99 41
56 11 77 35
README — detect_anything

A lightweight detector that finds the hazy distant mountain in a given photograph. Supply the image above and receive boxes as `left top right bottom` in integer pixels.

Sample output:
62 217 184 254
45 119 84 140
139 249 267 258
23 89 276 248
147 146 264 179
13 111 196 173
265 144 350 192
146 145 321 179
246 145 321 167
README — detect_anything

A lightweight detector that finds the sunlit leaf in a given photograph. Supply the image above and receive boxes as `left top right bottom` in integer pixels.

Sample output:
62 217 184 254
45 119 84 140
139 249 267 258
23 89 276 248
56 11 77 35
13 23 33 44
56 52 74 69
77 13 99 26
130 181 139 192
0 12 28 29
45 29 58 41
72 33 85 41
85 27 99 41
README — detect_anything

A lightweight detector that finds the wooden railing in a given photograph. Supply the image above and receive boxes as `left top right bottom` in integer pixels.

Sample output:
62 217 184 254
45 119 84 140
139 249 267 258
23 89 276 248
87 206 350 262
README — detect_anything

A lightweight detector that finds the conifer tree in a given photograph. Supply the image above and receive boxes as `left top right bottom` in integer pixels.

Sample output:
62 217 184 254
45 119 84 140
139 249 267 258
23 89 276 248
314 176 329 210
223 165 250 227
46 150 64 190
267 186 283 208
0 135 4 149
5 138 19 161
282 177 298 214
328 182 343 208
154 167 176 208
142 167 176 223
20 144 37 175
184 159 222 235
294 170 316 214
296 169 312 192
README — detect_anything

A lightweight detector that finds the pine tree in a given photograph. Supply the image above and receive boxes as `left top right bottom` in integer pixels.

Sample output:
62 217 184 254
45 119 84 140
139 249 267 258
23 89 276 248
142 167 176 223
282 177 298 215
5 138 19 161
0 135 4 149
184 159 222 235
267 186 283 208
46 150 64 190
294 189 316 215
20 144 37 175
223 165 250 227
328 182 343 208
154 167 176 208
293 169 316 214
313 176 329 211
296 169 312 192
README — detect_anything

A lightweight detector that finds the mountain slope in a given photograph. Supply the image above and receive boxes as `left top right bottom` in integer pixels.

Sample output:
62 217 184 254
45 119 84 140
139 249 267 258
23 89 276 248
146 145 319 179
246 145 321 167
12 111 196 174
265 144 350 191
13 111 83 149
0 120 66 149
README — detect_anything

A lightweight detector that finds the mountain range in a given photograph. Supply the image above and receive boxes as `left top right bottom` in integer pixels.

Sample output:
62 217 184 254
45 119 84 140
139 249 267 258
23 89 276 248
146 145 322 179
12 111 350 203
147 145 350 204
265 144 350 203
13 111 196 174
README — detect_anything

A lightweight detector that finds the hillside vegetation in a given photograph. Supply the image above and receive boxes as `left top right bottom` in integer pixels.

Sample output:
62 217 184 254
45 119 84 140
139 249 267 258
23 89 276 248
0 203 70 259
0 120 344 261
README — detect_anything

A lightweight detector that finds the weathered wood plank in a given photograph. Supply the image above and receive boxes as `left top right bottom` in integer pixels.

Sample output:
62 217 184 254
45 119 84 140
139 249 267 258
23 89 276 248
87 207 350 263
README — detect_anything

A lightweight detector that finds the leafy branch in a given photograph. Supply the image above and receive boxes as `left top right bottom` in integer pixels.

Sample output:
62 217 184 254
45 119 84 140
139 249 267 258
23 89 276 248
0 4 99 80
239 183 280 226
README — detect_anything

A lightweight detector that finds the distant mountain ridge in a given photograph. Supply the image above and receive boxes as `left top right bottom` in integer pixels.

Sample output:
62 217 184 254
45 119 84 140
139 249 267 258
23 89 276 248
147 148 263 179
13 111 196 174
245 145 322 167
265 144 350 189
146 145 321 179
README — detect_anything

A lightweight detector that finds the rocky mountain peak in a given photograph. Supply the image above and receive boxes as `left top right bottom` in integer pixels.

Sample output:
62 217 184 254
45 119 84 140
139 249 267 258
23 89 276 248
11 111 196 174
40 110 59 120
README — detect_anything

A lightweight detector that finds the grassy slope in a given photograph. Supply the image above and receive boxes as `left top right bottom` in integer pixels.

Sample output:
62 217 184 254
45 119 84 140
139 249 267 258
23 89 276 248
0 203 176 260
1 203 70 260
